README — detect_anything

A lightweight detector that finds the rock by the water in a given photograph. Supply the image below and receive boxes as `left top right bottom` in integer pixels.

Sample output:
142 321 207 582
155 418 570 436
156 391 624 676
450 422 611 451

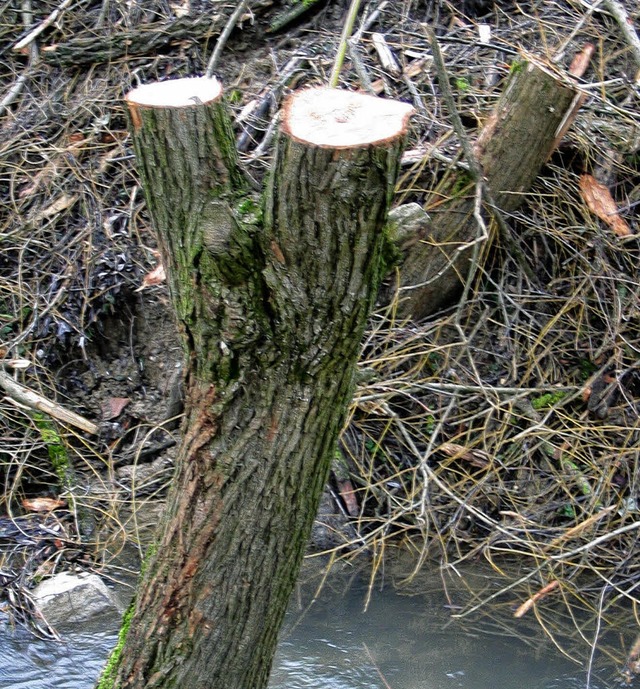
32 572 124 629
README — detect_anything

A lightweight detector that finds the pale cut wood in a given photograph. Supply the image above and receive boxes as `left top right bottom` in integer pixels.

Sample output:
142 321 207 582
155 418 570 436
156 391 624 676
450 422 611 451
126 76 222 109
282 87 413 147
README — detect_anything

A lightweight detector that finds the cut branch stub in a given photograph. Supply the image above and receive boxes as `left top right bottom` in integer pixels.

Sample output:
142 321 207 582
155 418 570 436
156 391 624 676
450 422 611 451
395 56 583 320
263 87 413 376
125 76 258 385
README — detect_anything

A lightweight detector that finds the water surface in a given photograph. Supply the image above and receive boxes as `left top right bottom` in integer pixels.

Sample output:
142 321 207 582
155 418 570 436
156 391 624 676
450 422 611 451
0 567 617 689
271 569 608 689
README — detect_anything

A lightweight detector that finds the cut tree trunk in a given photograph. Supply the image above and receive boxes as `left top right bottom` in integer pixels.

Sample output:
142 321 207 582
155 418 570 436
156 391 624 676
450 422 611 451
394 56 583 320
97 79 412 689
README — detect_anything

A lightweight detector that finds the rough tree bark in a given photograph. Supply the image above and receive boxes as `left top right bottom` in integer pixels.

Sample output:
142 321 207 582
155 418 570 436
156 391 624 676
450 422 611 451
395 55 583 319
97 79 412 689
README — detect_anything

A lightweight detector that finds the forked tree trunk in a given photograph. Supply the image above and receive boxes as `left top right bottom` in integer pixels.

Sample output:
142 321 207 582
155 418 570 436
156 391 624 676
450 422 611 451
395 56 583 319
97 79 412 689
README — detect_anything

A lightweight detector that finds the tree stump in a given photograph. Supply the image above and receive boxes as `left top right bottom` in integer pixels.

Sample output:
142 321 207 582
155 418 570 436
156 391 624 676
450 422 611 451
97 78 412 689
395 56 583 319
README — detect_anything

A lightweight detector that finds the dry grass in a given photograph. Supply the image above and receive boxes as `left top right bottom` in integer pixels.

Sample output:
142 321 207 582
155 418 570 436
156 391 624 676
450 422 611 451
333 0 640 673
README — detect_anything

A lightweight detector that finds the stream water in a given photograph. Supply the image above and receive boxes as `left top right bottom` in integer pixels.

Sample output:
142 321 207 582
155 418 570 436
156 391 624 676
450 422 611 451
0 564 621 689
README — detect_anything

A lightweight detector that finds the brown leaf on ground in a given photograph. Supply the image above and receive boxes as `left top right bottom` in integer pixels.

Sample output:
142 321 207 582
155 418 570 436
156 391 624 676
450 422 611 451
22 497 66 512
136 263 166 291
33 193 79 221
569 43 594 77
337 479 359 517
101 396 131 420
579 173 632 237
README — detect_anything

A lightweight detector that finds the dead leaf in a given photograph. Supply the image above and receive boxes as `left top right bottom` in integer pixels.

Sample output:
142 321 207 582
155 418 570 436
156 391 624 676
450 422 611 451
30 193 79 222
136 263 166 291
569 43 594 78
625 634 640 679
22 497 66 512
337 479 359 517
101 397 130 420
579 174 632 237
355 398 393 416
5 358 31 369
439 442 490 468
169 0 190 17
20 139 87 198
99 131 128 144
370 59 426 94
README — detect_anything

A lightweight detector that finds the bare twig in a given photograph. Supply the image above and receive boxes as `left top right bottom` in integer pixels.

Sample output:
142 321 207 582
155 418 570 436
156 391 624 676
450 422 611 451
1 0 38 117
0 74 30 117
348 38 375 94
206 0 251 78
550 520 640 562
13 0 75 52
553 1 602 62
0 370 98 435
513 580 560 618
603 0 640 74
353 0 390 41
363 643 394 689
586 586 608 689
237 55 305 153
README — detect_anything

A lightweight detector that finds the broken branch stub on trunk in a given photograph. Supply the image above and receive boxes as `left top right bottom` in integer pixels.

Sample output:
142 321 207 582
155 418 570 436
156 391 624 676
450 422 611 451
100 80 412 689
394 55 583 320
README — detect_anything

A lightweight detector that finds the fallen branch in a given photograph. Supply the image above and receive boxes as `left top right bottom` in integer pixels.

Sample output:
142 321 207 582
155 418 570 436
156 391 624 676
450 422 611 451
39 14 221 65
0 369 98 435
394 39 584 318
38 4 272 66
13 0 75 53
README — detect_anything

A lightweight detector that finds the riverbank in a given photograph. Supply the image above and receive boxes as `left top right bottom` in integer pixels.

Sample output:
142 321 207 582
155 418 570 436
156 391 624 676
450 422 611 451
1 0 639 677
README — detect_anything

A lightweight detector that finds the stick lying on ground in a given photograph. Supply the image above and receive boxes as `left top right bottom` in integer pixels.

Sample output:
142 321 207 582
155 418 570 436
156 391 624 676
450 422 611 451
0 369 98 435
